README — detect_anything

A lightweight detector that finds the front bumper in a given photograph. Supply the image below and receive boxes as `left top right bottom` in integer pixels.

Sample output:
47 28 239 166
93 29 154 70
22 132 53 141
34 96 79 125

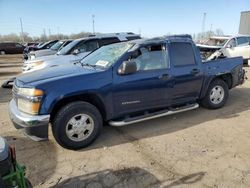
9 99 50 141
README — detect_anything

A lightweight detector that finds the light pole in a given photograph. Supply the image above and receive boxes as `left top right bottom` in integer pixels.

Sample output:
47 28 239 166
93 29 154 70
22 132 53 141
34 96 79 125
92 15 95 34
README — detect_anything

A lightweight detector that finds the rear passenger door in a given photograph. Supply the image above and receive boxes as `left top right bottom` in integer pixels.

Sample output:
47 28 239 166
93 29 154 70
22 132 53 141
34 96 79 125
235 37 250 59
169 41 203 105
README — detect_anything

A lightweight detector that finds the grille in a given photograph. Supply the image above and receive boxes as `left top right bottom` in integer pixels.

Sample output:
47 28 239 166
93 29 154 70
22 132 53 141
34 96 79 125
12 84 19 102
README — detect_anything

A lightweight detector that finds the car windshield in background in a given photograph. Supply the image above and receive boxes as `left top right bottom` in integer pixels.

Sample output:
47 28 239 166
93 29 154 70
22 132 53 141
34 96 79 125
205 38 228 47
50 41 64 51
57 40 79 55
80 42 133 69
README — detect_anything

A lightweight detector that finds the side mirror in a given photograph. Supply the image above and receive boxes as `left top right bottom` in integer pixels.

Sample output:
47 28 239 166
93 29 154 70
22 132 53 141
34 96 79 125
226 44 232 48
72 49 80 55
118 61 137 75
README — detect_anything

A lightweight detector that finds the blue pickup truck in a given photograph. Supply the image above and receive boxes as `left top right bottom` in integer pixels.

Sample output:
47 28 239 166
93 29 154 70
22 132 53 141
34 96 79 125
9 35 245 150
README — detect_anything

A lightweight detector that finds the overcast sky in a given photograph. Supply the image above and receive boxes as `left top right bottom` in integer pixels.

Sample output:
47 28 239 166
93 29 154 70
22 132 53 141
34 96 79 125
0 0 249 37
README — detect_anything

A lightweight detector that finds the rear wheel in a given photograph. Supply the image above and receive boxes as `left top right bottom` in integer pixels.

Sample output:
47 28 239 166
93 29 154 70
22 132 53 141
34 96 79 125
52 101 103 150
201 79 229 109
0 50 6 55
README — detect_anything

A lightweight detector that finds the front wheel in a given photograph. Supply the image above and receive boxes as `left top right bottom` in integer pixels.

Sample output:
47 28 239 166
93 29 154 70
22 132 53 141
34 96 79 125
52 101 103 150
201 79 229 109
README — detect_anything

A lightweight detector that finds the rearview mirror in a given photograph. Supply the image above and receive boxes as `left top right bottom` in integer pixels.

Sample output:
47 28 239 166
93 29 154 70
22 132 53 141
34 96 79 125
118 61 137 75
72 49 80 55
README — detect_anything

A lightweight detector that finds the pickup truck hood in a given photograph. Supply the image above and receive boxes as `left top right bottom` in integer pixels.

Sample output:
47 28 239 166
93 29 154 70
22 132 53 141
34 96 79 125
25 54 59 63
31 49 57 57
24 52 90 65
16 63 100 85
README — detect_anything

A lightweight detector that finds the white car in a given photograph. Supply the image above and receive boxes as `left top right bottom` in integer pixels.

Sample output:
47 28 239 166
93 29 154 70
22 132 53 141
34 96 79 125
197 35 250 65
23 32 141 73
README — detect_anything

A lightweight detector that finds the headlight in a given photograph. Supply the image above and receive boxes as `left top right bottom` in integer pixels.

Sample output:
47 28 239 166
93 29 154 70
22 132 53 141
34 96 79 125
18 99 41 115
16 88 44 115
18 88 43 96
30 54 36 60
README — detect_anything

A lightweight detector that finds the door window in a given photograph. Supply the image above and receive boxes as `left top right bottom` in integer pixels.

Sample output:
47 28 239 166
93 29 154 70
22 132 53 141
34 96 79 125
129 44 169 71
77 40 99 53
15 43 23 48
237 37 249 46
227 39 236 48
170 42 196 67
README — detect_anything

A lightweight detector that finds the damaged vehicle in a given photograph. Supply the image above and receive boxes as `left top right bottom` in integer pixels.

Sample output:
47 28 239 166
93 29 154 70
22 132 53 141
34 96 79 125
197 35 250 65
9 35 245 150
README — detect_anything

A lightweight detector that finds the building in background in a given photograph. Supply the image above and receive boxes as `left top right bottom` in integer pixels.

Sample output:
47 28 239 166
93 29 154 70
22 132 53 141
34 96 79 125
239 11 250 35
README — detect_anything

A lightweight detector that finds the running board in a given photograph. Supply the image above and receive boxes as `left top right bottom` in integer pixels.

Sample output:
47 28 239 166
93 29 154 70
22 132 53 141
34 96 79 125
109 103 199 127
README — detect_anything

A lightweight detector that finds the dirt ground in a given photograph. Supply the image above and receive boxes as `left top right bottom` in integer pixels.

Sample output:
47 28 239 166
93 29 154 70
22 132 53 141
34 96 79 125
0 55 250 188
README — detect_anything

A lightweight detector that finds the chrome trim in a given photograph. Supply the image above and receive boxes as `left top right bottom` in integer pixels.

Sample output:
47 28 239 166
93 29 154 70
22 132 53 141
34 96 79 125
9 99 50 128
109 103 199 126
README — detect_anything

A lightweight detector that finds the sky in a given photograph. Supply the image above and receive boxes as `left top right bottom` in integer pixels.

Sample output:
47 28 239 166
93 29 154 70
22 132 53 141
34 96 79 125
0 0 249 38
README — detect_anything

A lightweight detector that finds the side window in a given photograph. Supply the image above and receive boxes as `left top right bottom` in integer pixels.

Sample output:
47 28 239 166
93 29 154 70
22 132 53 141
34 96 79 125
227 38 236 48
77 40 98 53
15 43 22 48
170 42 196 66
129 44 169 71
101 37 120 46
126 36 141 41
237 37 249 46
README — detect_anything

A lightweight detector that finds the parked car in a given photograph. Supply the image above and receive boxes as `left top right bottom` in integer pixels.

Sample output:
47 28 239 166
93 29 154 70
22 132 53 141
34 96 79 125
28 39 73 60
9 35 245 150
197 35 250 64
23 40 58 60
0 42 25 55
22 32 141 73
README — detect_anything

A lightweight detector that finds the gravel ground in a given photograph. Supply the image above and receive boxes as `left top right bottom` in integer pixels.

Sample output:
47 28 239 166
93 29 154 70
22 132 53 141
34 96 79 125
0 55 250 188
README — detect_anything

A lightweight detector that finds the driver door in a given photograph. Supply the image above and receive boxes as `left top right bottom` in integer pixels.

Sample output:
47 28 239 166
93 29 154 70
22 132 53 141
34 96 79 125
112 43 174 117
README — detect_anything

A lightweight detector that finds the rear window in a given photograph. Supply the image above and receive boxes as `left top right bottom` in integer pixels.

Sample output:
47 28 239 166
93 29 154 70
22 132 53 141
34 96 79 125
170 42 196 66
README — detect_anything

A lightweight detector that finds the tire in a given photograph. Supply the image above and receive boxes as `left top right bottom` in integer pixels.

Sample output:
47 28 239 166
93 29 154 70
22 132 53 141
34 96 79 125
0 50 6 55
201 79 229 109
52 101 103 150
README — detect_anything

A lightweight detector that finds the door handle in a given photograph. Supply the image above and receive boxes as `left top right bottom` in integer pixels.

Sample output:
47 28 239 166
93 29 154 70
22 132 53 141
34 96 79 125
191 68 200 75
159 74 170 80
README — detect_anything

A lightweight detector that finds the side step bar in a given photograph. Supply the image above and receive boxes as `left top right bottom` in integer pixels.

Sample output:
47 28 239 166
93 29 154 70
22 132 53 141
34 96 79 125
109 103 199 127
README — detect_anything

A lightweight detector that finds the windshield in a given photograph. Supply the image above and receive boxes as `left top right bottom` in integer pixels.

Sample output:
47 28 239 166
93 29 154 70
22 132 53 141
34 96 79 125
57 40 80 55
80 42 133 69
205 38 228 47
50 41 64 51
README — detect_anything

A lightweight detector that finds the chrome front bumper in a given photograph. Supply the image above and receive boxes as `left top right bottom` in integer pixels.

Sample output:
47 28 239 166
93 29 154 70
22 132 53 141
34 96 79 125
9 99 50 141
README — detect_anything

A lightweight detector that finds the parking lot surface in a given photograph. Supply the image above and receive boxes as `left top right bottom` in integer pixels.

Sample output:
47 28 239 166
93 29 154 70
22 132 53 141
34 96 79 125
0 55 250 188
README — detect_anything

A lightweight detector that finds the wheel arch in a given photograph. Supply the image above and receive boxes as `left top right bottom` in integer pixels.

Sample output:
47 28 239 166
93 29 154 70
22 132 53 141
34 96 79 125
200 73 232 99
50 93 107 123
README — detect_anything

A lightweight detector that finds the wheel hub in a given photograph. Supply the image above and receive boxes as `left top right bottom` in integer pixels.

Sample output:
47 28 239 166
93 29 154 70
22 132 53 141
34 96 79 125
210 85 225 105
66 114 94 142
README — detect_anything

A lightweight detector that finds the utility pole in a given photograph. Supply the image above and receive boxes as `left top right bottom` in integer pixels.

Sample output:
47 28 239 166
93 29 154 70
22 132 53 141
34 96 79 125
92 15 95 34
201 12 207 39
19 18 25 43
